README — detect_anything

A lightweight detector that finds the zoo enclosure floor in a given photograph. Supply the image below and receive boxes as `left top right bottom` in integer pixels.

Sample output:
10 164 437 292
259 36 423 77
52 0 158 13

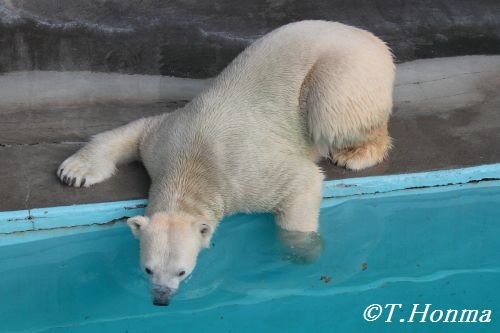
1 56 499 211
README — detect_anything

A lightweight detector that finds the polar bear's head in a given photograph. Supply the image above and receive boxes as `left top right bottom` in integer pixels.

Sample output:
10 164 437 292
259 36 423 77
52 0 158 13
127 213 214 306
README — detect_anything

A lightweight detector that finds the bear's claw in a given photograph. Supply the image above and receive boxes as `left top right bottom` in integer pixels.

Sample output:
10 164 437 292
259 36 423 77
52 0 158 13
57 151 115 188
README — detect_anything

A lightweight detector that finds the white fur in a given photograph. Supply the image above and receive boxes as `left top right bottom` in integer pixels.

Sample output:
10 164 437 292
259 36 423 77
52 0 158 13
57 21 395 301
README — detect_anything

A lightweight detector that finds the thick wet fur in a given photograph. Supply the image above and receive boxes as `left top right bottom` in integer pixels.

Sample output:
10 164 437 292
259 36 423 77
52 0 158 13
57 21 395 304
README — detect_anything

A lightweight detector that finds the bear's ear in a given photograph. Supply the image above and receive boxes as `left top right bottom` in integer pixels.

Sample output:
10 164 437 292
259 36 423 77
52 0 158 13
192 220 214 248
127 215 149 238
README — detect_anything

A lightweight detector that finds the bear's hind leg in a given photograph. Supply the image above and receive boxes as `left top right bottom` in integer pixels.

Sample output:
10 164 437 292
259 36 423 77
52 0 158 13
332 125 392 171
57 117 153 187
303 48 394 170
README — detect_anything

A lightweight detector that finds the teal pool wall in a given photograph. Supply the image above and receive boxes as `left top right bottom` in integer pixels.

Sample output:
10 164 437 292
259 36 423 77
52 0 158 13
1 163 499 244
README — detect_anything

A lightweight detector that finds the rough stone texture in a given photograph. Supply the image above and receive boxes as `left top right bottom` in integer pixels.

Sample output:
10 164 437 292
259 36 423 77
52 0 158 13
0 102 185 144
1 56 499 211
1 0 500 77
0 103 183 211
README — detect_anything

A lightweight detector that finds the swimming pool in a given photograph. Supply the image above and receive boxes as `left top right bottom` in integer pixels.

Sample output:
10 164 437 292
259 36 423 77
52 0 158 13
1 180 499 332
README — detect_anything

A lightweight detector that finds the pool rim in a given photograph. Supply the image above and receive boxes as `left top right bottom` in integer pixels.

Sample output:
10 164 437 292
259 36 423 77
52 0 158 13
1 163 499 236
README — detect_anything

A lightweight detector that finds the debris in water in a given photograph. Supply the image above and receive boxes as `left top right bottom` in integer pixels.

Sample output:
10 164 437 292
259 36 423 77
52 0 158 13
320 275 332 283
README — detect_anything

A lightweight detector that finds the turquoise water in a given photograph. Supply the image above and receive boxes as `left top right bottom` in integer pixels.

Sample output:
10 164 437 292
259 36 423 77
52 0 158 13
1 184 499 333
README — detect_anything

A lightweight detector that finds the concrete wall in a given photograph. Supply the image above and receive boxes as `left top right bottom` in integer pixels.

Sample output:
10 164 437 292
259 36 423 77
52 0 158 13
1 0 500 77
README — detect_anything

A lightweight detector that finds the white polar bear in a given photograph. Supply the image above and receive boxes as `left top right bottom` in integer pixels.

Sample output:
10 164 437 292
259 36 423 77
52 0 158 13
57 20 394 305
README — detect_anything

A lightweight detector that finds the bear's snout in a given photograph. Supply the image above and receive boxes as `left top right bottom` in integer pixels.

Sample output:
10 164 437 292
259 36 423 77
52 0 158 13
152 284 175 306
153 296 170 306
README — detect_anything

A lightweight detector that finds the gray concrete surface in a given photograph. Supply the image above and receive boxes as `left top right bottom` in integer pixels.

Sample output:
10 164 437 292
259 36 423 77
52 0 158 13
0 72 209 111
1 55 499 211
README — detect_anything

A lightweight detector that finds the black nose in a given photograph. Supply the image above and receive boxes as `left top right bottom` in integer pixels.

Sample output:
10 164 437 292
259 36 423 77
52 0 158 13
151 284 173 306
153 297 170 306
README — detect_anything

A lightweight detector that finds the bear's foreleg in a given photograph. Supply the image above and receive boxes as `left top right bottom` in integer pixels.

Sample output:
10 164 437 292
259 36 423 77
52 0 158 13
275 166 324 263
57 117 152 187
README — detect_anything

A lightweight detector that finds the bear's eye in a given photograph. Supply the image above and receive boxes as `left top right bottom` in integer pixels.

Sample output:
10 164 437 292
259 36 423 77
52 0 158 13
145 267 153 275
178 270 186 277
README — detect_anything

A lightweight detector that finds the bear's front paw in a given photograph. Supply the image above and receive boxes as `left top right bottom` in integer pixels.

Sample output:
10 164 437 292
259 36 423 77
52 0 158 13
57 151 115 187
278 230 324 264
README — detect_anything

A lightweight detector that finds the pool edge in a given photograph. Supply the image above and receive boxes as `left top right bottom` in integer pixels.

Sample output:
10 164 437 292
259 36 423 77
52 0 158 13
1 163 499 236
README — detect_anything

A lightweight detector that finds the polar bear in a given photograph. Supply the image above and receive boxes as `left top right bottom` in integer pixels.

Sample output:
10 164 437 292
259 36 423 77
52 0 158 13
57 20 394 305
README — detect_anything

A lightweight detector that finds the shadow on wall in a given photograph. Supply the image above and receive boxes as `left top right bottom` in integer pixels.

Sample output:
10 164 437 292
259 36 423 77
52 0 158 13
1 0 500 77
